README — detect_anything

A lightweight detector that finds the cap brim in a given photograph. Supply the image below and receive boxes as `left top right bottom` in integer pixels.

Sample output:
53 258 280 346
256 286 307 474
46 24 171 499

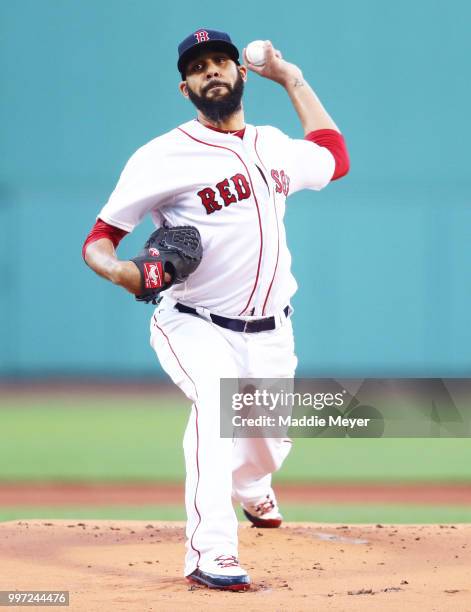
178 40 239 77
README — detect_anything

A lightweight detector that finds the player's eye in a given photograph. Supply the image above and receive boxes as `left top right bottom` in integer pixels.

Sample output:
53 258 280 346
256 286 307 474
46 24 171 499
189 62 204 73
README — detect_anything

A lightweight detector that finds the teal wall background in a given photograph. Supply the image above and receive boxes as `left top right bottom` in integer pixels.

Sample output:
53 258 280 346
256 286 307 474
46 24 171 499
1 0 469 377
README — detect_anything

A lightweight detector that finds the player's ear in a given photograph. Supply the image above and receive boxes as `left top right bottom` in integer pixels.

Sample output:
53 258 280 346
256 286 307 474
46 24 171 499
179 81 189 98
239 65 248 82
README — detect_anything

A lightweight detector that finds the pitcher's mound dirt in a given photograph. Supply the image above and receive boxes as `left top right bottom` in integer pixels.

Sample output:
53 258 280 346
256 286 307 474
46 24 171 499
1 521 469 611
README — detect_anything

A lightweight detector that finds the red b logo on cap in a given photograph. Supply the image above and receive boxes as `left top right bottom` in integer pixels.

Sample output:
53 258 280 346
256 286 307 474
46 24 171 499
195 30 209 43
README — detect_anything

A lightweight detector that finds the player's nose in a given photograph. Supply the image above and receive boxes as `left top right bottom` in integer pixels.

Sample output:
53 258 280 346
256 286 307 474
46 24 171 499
205 61 221 78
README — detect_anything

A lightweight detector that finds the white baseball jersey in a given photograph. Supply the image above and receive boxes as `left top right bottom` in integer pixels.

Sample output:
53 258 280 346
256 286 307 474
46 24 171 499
98 119 335 317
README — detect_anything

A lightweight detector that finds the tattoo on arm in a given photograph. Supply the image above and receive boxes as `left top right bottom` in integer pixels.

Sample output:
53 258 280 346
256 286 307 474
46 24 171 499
293 78 305 88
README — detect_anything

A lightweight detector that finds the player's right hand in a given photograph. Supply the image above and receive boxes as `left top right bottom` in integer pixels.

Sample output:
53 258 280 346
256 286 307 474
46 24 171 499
244 41 303 88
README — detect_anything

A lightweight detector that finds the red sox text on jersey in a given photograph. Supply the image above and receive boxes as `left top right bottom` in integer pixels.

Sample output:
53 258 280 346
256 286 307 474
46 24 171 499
197 170 289 214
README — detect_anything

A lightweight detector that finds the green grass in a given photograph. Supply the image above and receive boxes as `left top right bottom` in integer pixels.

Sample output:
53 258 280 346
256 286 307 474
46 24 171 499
1 504 470 523
281 438 471 482
0 399 186 481
0 505 186 522
1 396 471 482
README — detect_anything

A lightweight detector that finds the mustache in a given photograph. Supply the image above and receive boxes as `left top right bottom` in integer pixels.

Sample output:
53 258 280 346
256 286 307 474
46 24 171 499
202 80 230 94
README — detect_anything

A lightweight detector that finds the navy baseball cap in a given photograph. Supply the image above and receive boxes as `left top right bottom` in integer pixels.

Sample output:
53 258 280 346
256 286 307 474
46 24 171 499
177 29 239 78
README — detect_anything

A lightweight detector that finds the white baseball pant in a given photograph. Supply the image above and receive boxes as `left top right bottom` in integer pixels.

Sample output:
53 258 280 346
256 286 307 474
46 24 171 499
150 296 297 576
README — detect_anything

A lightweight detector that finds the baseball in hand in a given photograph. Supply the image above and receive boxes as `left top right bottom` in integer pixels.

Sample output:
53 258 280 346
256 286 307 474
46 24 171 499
245 40 267 66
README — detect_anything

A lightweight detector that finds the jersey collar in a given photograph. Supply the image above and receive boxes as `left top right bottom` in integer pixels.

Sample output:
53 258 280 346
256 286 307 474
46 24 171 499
180 119 253 143
197 119 246 139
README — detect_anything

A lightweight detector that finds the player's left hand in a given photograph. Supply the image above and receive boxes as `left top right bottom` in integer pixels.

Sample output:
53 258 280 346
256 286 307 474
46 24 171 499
131 225 203 304
243 41 304 88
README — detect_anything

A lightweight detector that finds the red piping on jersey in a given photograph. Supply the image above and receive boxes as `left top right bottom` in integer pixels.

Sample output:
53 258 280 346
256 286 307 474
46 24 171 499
254 129 281 316
305 129 350 180
262 192 281 316
178 126 263 316
82 218 128 260
152 315 202 569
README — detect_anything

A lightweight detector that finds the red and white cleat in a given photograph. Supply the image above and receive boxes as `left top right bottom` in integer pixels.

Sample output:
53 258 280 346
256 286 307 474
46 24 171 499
242 493 283 528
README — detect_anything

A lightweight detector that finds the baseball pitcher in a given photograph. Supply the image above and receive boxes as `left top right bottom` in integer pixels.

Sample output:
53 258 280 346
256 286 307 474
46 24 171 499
83 29 349 590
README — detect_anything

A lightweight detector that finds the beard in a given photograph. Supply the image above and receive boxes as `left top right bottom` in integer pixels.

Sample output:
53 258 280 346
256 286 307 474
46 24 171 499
187 72 244 123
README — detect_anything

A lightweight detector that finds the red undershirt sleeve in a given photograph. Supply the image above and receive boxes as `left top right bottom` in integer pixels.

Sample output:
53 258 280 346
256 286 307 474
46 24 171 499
305 129 350 181
82 218 129 261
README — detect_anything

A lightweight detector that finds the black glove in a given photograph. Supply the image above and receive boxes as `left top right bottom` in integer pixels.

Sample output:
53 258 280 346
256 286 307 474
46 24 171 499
131 225 203 304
